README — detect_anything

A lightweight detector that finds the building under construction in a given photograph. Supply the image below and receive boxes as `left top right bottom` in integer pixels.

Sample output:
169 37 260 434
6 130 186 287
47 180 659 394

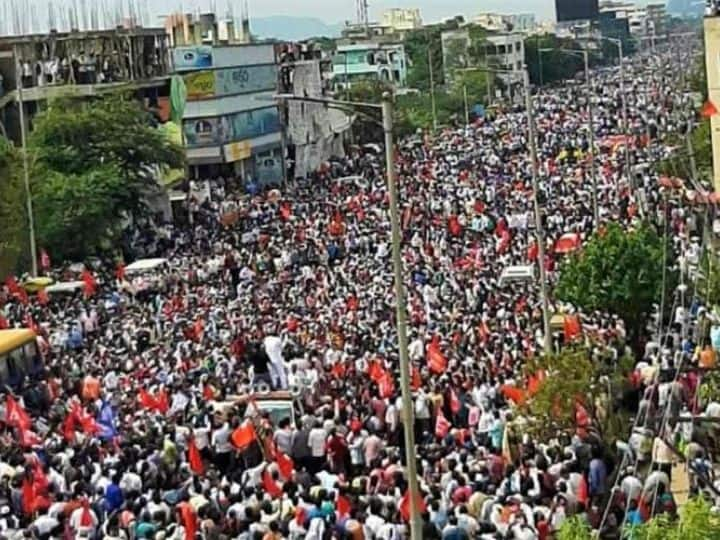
0 24 171 142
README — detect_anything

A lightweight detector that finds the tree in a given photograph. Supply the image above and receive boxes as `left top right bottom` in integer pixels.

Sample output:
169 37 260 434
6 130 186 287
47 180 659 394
555 223 672 348
25 94 184 262
656 119 712 181
0 137 26 277
525 34 589 86
517 347 633 448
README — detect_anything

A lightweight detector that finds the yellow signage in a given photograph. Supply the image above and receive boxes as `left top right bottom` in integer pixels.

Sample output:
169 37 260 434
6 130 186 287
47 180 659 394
185 71 215 100
224 141 251 163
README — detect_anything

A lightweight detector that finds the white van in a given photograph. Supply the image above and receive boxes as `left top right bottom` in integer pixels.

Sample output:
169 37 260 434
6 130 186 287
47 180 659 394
499 265 536 287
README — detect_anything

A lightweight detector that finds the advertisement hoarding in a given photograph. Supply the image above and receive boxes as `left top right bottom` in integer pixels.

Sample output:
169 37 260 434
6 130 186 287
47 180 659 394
173 46 214 71
183 107 280 147
185 71 216 99
185 64 277 101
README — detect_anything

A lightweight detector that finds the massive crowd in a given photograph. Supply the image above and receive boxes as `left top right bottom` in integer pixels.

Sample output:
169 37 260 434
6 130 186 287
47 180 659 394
0 43 711 540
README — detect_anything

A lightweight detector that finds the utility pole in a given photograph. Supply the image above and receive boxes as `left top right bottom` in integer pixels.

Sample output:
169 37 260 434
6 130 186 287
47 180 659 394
14 46 38 277
428 47 438 131
583 50 599 225
523 68 553 355
382 93 423 540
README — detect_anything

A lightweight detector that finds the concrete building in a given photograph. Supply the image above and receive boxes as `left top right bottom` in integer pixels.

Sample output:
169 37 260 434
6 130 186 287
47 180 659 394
704 11 720 191
170 13 283 185
381 8 423 32
278 43 351 179
486 33 525 73
0 25 171 142
331 42 407 89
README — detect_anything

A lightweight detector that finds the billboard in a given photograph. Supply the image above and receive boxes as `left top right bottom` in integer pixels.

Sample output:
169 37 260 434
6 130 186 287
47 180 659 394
183 107 280 147
185 71 216 100
184 64 277 101
555 0 599 22
173 46 213 71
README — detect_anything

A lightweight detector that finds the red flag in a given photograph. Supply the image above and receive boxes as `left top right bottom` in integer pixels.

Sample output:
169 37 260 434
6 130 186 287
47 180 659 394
39 249 50 271
202 385 215 401
563 315 581 341
426 337 448 374
62 412 76 443
178 501 197 540
336 494 352 518
399 489 427 522
331 362 346 379
410 365 422 391
367 360 385 383
448 215 462 237
435 413 451 439
449 389 461 415
702 100 718 118
115 263 126 282
262 469 283 498
156 389 169 415
138 388 159 410
32 460 49 494
378 372 395 399
188 436 204 475
295 506 307 526
15 288 29 305
280 202 292 221
6 395 31 431
22 477 35 515
82 270 97 297
75 405 100 435
4 275 20 295
231 422 257 449
527 242 538 261
37 288 49 306
19 427 42 447
501 385 527 405
276 452 294 480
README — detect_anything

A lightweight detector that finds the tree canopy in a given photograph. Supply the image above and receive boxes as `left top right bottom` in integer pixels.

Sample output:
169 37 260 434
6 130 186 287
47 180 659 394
0 94 185 274
555 223 671 346
0 137 26 278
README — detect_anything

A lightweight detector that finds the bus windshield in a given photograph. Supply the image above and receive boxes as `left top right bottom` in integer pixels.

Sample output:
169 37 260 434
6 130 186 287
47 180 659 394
0 330 43 389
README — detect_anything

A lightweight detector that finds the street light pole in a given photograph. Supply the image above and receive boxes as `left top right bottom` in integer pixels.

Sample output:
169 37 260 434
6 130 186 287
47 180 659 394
14 48 38 277
463 84 469 126
428 48 438 131
268 92 424 538
522 67 553 355
382 93 423 540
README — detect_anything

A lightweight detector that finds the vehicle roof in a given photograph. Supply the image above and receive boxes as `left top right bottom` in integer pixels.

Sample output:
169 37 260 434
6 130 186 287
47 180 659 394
45 281 85 293
125 258 168 272
0 329 37 355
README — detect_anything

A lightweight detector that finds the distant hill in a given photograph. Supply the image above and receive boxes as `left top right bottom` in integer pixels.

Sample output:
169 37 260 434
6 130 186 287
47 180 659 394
666 0 703 16
250 16 343 41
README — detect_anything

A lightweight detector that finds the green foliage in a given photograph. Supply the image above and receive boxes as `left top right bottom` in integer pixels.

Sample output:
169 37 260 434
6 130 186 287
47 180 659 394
519 347 632 446
556 223 671 344
0 138 26 278
404 27 448 91
524 34 606 87
556 515 593 540
0 94 185 267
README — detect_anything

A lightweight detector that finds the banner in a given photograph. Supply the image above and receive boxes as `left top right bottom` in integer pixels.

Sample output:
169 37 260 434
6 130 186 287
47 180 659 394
215 65 277 96
173 46 213 71
183 107 280 147
224 141 252 162
185 71 216 100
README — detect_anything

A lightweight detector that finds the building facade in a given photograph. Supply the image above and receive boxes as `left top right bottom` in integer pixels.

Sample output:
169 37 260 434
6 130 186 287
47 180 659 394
0 26 170 142
331 42 407 89
381 9 423 32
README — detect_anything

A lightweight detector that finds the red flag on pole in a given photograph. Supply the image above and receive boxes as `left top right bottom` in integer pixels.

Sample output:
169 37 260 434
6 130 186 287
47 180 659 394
276 452 294 480
426 336 448 374
188 436 205 475
82 270 97 297
702 100 719 118
138 388 159 410
178 501 197 540
262 469 283 498
6 395 32 431
399 489 427 522
231 422 257 450
22 477 36 515
156 388 169 414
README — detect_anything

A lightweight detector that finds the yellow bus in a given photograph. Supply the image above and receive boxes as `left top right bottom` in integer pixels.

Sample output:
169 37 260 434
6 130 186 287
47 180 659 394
0 329 43 388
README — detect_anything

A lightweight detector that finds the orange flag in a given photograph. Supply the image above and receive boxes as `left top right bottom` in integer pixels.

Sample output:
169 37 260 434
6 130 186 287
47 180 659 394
231 422 257 450
426 336 448 374
399 489 427 522
188 436 204 475
262 468 283 498
276 452 294 480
